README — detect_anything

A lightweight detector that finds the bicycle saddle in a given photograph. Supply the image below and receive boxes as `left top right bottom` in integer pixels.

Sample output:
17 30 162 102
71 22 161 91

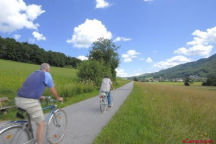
16 107 26 119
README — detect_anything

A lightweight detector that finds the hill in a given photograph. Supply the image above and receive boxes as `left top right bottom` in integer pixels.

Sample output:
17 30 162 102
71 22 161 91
127 54 216 81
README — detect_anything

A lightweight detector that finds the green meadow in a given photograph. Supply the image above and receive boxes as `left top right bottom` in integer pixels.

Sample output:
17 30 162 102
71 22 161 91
0 59 129 120
94 82 216 143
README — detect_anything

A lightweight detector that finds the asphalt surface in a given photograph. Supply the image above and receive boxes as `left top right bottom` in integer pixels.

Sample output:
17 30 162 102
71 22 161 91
0 81 133 144
61 81 133 144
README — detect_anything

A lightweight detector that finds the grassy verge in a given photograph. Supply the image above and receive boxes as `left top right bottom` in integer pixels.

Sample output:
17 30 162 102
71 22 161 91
93 82 216 143
0 79 130 121
0 59 130 121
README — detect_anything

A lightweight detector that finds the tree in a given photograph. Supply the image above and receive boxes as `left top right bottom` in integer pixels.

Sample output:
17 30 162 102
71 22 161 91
183 76 193 86
134 77 138 81
88 37 120 81
0 36 81 68
77 60 108 86
202 75 216 86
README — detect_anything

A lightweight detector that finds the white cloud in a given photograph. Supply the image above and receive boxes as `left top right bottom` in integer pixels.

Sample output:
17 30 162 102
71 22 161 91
116 68 128 77
95 0 110 9
77 55 88 61
133 68 142 76
0 0 45 33
14 34 21 40
153 55 191 70
113 37 131 42
67 19 112 48
123 58 132 62
146 57 153 63
134 72 142 76
174 26 216 57
28 38 35 43
32 31 46 41
174 45 213 57
122 50 140 62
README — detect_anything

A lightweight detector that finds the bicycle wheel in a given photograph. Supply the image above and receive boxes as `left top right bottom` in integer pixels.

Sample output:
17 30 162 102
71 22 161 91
0 125 31 144
47 109 67 144
100 99 107 113
110 96 114 107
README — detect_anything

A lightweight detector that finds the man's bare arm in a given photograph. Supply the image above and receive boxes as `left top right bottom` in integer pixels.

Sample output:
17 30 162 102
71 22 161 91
49 87 63 101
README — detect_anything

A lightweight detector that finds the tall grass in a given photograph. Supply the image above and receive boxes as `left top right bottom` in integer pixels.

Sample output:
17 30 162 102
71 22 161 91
93 82 216 143
0 59 94 99
0 59 130 120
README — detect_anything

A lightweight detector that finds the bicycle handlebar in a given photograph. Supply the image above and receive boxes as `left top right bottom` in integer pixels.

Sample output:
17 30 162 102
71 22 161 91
44 96 63 104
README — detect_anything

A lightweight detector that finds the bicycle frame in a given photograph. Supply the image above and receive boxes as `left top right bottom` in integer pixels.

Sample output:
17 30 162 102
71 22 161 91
0 97 66 144
0 103 57 139
43 104 56 124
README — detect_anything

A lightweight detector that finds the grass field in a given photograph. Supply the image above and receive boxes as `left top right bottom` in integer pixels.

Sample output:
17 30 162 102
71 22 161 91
93 81 216 143
155 81 203 86
0 59 130 120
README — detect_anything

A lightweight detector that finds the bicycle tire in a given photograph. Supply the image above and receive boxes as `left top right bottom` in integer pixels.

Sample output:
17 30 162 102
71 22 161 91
46 109 67 144
110 96 114 107
100 99 107 113
0 125 31 144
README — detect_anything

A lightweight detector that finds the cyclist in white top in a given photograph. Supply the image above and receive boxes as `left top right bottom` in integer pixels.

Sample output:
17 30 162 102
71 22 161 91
100 75 114 107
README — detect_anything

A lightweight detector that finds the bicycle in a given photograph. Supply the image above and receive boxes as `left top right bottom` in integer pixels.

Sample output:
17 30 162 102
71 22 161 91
99 92 113 113
0 96 67 144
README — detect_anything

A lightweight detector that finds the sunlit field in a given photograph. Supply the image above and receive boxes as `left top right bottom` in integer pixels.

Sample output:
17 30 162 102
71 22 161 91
0 59 130 120
94 82 216 143
0 59 80 99
154 81 203 86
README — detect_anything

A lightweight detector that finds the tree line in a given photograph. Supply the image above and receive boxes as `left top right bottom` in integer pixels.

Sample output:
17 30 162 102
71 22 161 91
0 36 81 68
0 36 121 86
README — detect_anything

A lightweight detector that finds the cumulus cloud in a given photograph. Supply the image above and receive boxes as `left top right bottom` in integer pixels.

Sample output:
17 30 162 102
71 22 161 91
95 0 110 9
67 19 112 48
32 31 46 41
153 55 191 70
116 68 128 77
77 55 88 61
174 26 216 57
122 50 140 62
174 45 212 57
14 34 21 40
0 0 45 33
113 37 131 42
146 57 153 63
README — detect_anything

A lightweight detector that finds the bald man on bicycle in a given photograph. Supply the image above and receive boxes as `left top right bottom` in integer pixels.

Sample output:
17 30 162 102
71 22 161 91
15 63 63 144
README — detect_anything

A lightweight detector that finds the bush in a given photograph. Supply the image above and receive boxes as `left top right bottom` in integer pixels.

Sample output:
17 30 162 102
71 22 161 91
77 60 110 86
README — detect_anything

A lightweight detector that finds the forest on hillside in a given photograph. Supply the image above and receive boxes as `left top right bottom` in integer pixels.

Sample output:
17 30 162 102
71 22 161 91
0 36 81 68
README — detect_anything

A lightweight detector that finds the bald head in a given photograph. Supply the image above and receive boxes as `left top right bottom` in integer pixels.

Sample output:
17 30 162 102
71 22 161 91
40 63 50 71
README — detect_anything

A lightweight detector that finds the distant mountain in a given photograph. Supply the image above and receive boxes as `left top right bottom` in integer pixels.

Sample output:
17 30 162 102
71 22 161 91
127 54 216 80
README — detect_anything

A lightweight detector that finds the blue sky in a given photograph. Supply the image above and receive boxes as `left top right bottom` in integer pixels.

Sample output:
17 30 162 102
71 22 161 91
1 0 216 77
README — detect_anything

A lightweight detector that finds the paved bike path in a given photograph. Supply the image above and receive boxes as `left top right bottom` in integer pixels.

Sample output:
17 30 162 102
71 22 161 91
0 81 133 144
60 81 133 144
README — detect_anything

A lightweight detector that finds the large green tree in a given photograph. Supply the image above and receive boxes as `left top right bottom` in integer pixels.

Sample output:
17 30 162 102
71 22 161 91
77 60 107 86
88 37 120 81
